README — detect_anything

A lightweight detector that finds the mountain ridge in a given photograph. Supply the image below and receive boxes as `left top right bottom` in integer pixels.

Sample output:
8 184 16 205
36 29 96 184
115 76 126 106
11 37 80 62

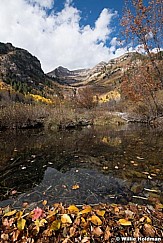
0 41 162 103
47 52 146 97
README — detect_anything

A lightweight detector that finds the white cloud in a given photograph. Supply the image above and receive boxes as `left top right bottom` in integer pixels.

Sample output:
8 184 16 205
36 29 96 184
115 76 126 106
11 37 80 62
0 0 126 72
26 0 54 8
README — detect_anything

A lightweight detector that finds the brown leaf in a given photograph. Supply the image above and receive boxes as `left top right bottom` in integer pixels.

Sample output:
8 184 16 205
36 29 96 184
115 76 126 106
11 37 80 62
1 233 9 241
104 226 112 240
81 237 91 243
74 216 81 226
92 226 103 236
80 217 87 228
143 223 155 237
114 206 120 213
125 209 134 218
62 237 70 243
12 230 20 242
133 228 140 238
70 226 76 237
22 202 29 208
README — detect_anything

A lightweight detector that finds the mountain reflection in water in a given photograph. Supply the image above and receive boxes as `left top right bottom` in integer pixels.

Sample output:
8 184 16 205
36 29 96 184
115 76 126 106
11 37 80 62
0 124 162 207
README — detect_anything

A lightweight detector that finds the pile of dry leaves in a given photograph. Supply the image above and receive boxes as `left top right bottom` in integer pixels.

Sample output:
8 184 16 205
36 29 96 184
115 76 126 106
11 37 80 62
0 201 163 242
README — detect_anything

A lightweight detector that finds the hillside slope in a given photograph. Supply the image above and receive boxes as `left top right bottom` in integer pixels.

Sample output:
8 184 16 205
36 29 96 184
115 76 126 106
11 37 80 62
0 42 62 102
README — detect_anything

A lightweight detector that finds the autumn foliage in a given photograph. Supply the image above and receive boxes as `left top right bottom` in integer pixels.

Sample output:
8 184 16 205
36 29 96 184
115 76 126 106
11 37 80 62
75 86 98 110
0 202 162 242
121 59 162 117
121 0 163 87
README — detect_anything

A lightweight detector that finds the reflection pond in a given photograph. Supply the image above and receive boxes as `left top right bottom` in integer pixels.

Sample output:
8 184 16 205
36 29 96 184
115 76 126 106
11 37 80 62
0 123 163 208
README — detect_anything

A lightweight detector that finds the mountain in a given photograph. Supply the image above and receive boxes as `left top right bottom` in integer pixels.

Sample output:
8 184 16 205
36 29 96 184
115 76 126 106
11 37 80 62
47 66 89 85
0 42 61 101
0 42 45 87
1 42 162 104
47 61 109 86
47 52 145 95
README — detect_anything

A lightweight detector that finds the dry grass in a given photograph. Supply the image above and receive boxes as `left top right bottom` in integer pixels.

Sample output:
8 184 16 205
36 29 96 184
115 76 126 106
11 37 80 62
0 103 49 129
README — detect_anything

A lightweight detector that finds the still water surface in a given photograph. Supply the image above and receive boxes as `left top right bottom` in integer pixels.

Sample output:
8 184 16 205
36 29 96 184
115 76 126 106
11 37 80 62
0 124 162 207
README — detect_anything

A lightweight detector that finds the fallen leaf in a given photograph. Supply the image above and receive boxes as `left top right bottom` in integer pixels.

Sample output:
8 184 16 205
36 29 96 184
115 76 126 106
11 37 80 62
80 217 87 228
145 216 152 224
89 215 102 226
92 226 103 236
155 203 163 209
80 206 92 215
114 207 120 213
50 220 61 231
133 228 140 238
81 237 91 243
39 219 47 226
72 184 80 190
125 209 134 218
34 219 47 233
136 156 144 160
96 210 105 217
139 216 146 222
68 205 79 214
70 226 76 237
46 209 57 219
22 202 29 208
4 210 17 217
16 211 23 220
143 223 155 237
42 200 47 206
104 226 111 240
1 233 9 241
62 237 70 243
12 230 20 242
118 219 132 226
17 218 26 231
32 207 43 221
61 214 72 224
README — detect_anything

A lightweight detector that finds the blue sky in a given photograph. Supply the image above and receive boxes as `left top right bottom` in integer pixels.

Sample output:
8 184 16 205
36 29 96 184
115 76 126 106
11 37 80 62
50 0 123 46
0 0 129 72
53 0 123 26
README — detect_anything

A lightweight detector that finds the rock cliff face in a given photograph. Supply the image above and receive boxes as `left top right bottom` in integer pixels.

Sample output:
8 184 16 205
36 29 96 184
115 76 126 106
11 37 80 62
0 42 45 85
0 42 62 99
